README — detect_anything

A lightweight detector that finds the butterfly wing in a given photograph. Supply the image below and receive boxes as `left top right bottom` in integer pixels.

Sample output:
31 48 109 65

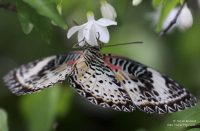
69 49 136 112
103 54 197 114
3 51 82 95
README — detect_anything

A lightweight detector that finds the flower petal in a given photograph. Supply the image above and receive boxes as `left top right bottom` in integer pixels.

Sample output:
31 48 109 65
100 1 117 20
96 18 117 26
198 0 200 9
132 0 142 6
67 12 116 46
67 23 88 38
87 12 95 21
180 5 193 29
78 28 85 46
67 26 82 38
86 26 98 46
83 22 93 41
108 3 117 19
94 24 109 43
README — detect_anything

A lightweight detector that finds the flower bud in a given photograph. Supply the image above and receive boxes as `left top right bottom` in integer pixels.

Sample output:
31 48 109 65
132 0 142 6
179 4 193 29
100 0 117 21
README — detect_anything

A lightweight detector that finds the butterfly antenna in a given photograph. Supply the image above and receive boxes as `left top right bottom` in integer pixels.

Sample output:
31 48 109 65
96 32 102 50
72 38 85 48
103 42 143 47
73 20 79 25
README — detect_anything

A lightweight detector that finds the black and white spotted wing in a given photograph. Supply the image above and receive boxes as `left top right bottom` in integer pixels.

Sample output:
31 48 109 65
68 47 136 112
103 54 197 114
3 46 197 114
3 52 82 95
3 47 136 112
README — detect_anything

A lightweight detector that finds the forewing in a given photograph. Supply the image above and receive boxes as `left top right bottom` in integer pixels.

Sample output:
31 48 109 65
69 53 136 112
103 54 197 114
3 52 82 95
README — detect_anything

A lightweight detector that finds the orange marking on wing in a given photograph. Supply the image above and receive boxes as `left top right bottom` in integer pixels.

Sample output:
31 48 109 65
52 64 66 70
77 61 87 70
57 64 67 72
68 60 76 65
51 59 77 71
118 71 128 80
103 59 122 71
128 75 137 80
69 52 83 55
115 73 123 82
141 102 149 105
71 57 81 69
104 55 129 60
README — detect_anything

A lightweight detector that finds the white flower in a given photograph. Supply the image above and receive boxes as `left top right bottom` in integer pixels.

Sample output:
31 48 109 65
132 0 142 6
198 0 200 9
146 4 193 32
179 4 193 29
67 12 117 46
163 4 193 30
100 0 117 20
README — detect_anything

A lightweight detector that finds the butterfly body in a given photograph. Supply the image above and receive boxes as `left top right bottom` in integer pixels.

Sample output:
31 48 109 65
3 46 197 114
69 47 135 112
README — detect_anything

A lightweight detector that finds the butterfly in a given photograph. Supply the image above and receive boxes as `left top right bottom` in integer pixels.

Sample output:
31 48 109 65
3 46 197 114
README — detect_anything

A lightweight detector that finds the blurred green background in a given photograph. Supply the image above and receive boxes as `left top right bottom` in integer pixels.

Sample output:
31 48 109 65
0 0 200 131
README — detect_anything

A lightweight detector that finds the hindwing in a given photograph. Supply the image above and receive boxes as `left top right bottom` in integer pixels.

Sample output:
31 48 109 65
103 54 197 114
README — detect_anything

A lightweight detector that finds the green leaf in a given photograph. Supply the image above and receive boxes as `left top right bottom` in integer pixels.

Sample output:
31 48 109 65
0 108 9 131
184 111 200 126
51 4 62 26
115 1 128 25
20 88 58 131
56 87 75 118
17 14 34 34
155 0 181 33
152 0 164 7
180 0 184 4
20 84 73 131
182 112 200 131
23 0 68 30
16 0 52 43
188 129 200 131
